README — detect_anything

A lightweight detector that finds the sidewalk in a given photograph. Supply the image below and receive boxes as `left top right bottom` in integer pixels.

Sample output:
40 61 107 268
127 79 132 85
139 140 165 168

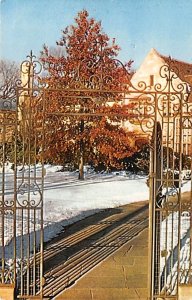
55 227 149 300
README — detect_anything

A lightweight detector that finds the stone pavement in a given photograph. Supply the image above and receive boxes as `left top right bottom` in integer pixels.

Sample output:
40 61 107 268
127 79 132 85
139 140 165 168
55 227 149 300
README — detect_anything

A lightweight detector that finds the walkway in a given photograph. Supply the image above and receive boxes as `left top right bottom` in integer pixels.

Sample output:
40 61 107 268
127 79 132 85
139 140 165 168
55 228 148 300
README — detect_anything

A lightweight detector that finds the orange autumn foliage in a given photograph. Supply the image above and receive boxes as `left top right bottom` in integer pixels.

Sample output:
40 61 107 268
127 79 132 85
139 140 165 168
38 10 144 170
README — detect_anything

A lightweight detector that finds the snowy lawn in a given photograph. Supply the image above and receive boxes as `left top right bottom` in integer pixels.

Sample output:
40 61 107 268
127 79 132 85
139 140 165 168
43 165 149 242
0 164 149 246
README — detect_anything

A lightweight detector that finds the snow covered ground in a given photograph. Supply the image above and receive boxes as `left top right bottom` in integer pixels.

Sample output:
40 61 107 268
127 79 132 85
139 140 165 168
1 163 191 246
0 164 150 279
0 164 149 247
43 165 149 241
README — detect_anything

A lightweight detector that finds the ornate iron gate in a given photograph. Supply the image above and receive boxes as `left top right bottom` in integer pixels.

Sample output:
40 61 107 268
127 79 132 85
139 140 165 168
128 63 192 299
0 55 44 299
0 52 192 299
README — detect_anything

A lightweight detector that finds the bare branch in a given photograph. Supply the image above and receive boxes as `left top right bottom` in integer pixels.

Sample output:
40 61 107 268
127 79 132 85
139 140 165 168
0 59 19 101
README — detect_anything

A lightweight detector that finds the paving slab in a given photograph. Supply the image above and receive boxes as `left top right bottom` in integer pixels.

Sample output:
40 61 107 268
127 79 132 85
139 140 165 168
55 227 149 300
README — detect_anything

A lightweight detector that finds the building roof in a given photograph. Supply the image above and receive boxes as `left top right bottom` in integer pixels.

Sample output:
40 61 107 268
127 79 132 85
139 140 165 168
131 48 192 91
160 51 192 83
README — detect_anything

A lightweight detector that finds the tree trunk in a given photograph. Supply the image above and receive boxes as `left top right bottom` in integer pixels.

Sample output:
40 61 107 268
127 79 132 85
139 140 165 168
79 152 84 180
78 120 84 180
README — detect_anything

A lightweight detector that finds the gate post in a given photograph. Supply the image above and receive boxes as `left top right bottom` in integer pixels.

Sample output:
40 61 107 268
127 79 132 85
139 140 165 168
148 143 154 299
148 122 163 299
0 284 15 300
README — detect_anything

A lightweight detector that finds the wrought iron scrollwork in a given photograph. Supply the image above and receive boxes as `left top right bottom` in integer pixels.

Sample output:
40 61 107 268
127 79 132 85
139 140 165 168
17 182 42 208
